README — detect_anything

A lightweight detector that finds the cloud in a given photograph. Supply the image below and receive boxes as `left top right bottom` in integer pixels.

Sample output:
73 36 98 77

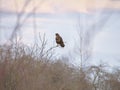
0 0 120 14
110 0 120 1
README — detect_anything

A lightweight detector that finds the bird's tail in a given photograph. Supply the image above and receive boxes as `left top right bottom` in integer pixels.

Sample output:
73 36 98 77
60 43 65 47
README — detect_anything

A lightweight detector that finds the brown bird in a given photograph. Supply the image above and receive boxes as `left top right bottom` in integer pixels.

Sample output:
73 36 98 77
55 33 65 47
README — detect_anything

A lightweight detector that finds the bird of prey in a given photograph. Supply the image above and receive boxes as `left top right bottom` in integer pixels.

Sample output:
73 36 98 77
55 33 65 47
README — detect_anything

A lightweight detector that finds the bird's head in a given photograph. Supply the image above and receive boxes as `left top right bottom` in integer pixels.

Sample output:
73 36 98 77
55 33 59 36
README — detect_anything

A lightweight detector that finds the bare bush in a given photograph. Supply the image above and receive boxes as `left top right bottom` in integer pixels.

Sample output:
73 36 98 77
0 43 91 90
0 42 120 90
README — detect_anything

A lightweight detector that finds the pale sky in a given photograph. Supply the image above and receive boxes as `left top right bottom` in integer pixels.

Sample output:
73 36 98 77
0 0 120 66
0 0 120 13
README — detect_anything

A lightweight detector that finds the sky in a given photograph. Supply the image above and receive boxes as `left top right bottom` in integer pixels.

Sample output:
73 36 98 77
0 0 120 13
0 0 120 67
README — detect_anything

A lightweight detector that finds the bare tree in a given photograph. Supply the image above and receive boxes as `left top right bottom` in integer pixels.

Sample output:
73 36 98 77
75 11 112 69
9 0 45 43
88 64 107 90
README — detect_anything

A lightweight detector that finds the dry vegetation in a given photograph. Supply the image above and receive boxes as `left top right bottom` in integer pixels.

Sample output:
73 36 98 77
0 41 120 90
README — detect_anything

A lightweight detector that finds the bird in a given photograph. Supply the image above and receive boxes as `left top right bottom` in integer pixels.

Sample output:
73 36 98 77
55 33 65 47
